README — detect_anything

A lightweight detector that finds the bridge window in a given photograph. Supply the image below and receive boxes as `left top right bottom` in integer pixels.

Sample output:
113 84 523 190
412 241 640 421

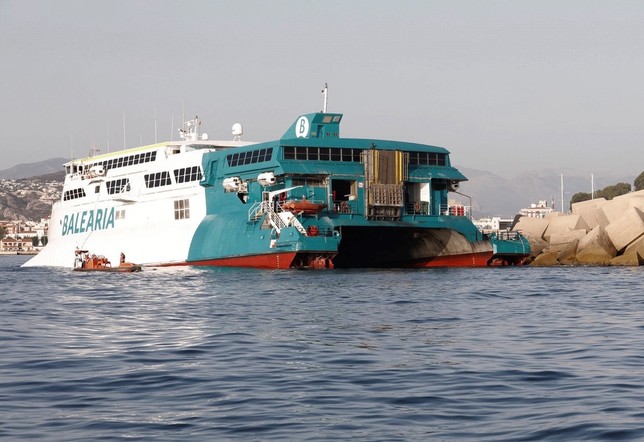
408 152 447 166
283 147 361 162
226 147 274 167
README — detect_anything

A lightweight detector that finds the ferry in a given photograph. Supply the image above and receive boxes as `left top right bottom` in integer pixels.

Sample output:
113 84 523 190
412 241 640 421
23 91 529 269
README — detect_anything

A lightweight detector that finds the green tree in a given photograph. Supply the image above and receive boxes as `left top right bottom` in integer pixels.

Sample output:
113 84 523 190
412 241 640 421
0 226 5 240
635 171 644 191
597 182 631 200
41 235 48 246
570 192 592 209
32 236 39 247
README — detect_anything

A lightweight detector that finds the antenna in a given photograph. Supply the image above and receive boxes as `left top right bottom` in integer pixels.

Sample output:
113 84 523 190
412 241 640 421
122 111 126 149
560 173 564 213
321 83 328 113
154 103 158 144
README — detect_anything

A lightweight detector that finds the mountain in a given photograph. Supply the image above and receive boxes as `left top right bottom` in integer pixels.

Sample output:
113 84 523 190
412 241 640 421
0 158 68 180
457 166 636 218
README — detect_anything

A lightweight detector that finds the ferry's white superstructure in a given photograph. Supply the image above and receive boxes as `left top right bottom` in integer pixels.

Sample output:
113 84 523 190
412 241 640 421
23 118 254 268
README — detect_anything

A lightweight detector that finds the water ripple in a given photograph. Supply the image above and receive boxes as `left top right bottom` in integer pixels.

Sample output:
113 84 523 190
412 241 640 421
1 257 644 440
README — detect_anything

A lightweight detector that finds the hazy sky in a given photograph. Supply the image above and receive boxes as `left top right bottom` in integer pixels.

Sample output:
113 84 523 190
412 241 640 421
1 0 643 178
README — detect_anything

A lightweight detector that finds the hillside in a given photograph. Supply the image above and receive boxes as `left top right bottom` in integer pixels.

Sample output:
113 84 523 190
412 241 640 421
0 158 68 180
457 167 635 218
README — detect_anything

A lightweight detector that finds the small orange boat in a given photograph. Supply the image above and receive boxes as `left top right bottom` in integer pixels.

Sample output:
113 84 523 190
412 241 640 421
282 198 326 215
73 250 142 272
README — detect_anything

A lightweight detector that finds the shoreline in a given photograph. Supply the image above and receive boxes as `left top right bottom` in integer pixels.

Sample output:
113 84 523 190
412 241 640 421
0 251 38 256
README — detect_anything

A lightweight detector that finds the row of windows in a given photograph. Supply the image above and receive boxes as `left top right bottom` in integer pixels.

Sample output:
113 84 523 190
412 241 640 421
145 171 172 188
226 148 274 167
106 178 130 195
408 152 447 166
174 166 203 184
63 188 86 201
283 147 362 162
291 176 326 187
89 151 158 174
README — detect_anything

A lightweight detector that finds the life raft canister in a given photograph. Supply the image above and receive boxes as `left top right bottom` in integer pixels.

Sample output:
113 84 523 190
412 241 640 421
307 225 320 237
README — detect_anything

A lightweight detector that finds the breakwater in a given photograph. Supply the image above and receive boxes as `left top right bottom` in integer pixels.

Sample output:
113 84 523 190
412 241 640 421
514 189 644 266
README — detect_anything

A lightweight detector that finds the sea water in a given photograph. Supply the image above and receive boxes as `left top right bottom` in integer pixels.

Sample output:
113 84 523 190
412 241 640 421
1 255 644 441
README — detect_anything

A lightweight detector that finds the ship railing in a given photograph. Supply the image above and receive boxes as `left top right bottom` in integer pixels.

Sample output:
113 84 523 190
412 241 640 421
491 230 523 241
405 201 429 215
441 204 471 218
248 201 266 222
332 199 359 214
249 200 308 235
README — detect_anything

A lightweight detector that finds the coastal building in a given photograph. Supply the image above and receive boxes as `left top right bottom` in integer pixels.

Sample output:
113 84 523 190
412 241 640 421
0 236 35 253
473 216 514 234
519 200 554 218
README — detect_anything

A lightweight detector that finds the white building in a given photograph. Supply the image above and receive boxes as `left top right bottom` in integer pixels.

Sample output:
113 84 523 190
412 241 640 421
519 200 554 218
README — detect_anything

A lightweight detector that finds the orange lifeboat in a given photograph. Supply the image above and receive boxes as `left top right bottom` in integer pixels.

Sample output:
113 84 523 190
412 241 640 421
282 197 326 215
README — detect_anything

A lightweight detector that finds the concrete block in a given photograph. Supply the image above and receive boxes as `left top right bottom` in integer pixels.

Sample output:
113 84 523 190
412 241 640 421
513 216 550 240
526 238 549 257
548 229 587 252
577 225 617 258
543 215 589 241
576 245 615 265
571 197 607 215
624 236 644 263
572 198 607 230
605 207 644 252
594 207 611 228
610 252 641 266
601 196 632 224
557 239 579 265
628 196 644 211
530 250 560 266
613 189 644 202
